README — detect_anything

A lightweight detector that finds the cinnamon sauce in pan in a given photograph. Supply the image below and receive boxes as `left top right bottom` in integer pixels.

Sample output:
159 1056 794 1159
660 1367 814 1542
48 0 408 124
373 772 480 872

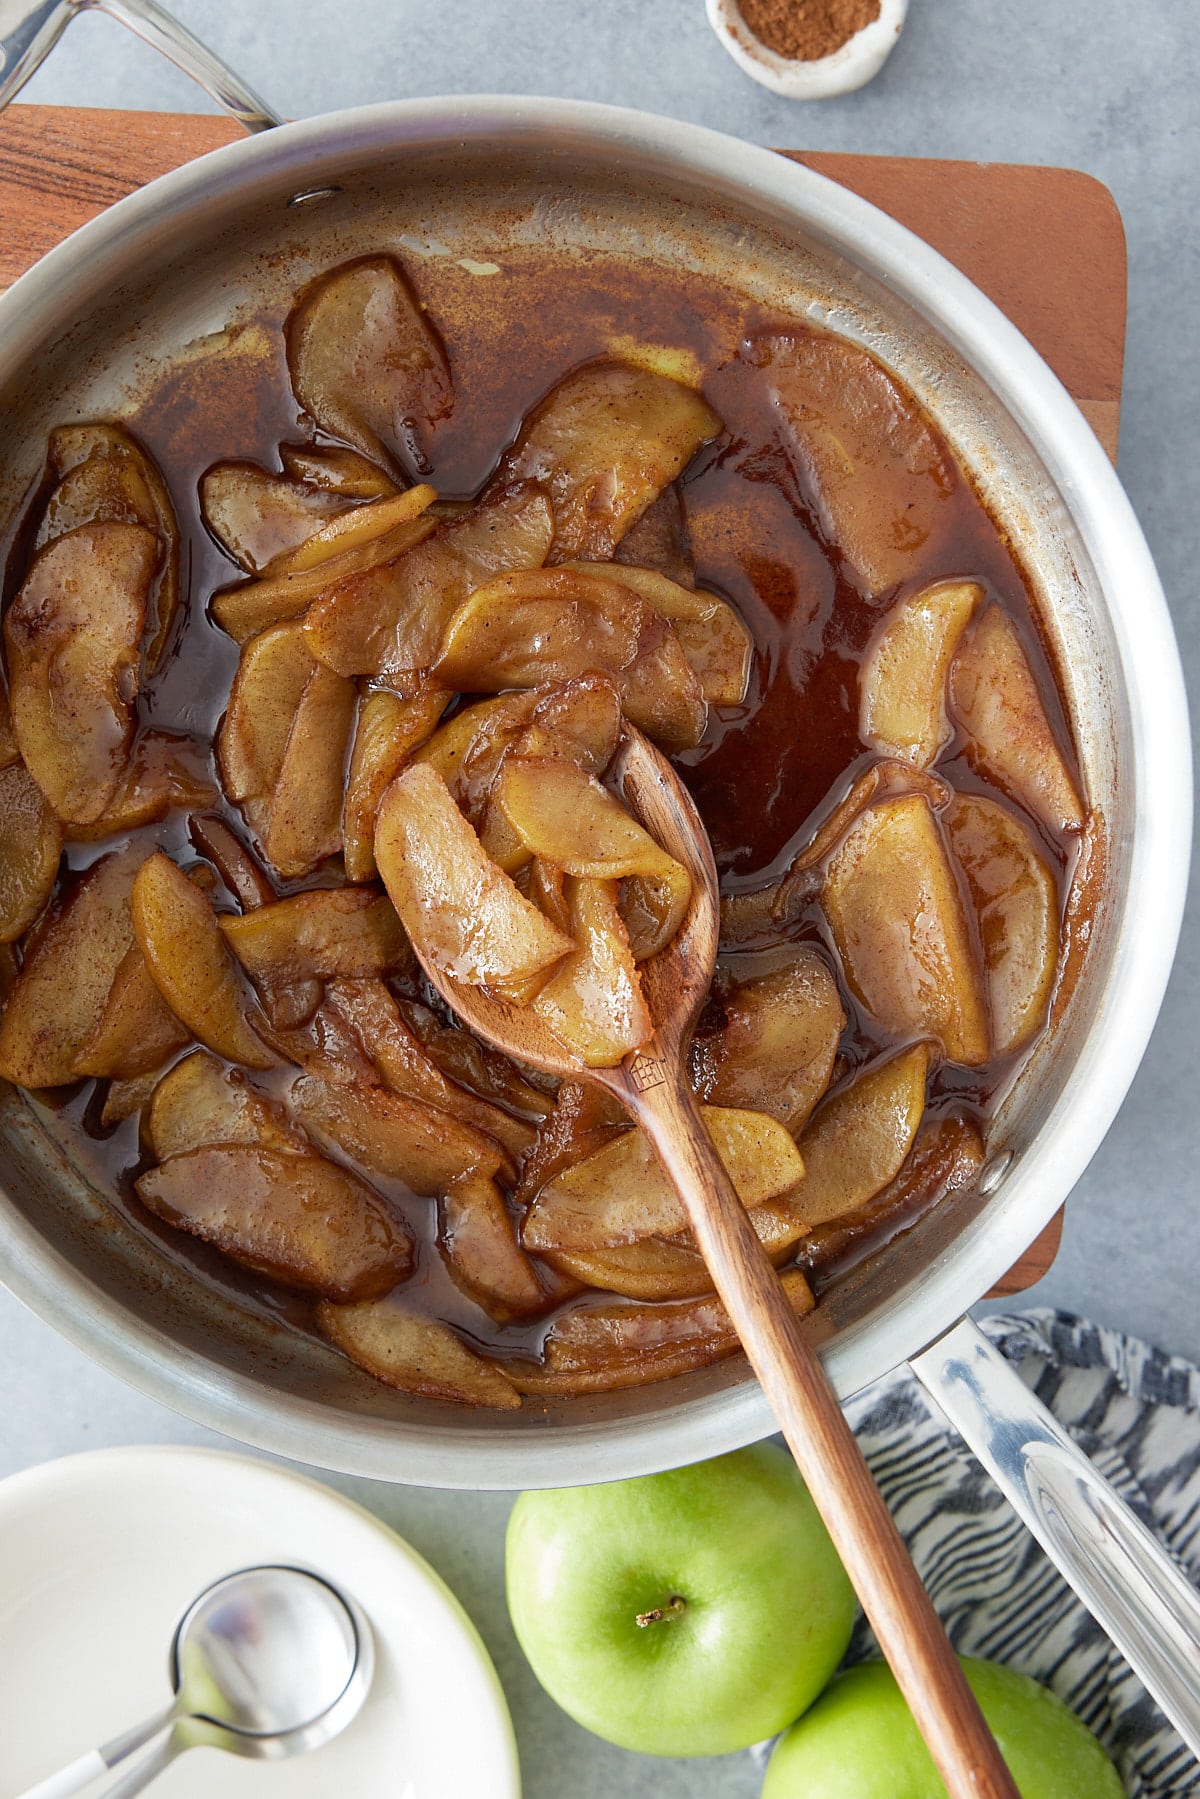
1 249 1084 1360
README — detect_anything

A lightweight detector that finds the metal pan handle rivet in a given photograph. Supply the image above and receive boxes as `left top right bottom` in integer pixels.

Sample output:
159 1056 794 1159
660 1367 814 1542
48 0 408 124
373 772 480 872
977 1151 1015 1196
288 186 344 207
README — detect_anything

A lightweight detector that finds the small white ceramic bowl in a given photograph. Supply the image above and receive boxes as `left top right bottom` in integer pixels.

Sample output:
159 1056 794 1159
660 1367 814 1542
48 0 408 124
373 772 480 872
706 0 908 98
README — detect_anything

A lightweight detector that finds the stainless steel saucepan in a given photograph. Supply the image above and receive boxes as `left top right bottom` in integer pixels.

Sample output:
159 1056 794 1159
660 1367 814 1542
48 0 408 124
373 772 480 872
1 0 1196 1756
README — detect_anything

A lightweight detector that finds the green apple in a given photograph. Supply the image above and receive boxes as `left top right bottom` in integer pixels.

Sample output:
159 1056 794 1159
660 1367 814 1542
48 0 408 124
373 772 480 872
762 1656 1123 1798
505 1441 856 1757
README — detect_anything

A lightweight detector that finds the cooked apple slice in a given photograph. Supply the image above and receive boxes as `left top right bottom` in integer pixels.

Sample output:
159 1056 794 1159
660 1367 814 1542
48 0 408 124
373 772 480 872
494 756 693 956
41 423 179 672
146 1049 299 1159
375 762 573 990
36 450 156 584
436 566 707 748
530 876 653 1067
619 871 693 963
528 876 652 1066
137 1143 410 1301
612 483 694 585
439 1171 548 1321
513 1288 731 1380
316 1296 520 1408
860 580 982 766
74 942 190 1079
510 673 624 772
220 888 407 1030
6 522 160 823
527 857 572 935
950 603 1085 833
287 255 453 477
802 1112 985 1273
753 330 957 595
210 503 439 644
513 1079 628 1209
200 461 351 572
252 973 324 1034
504 1269 813 1394
720 759 951 948
539 1272 810 1368
402 998 554 1127
563 563 752 706
494 360 720 561
131 851 272 1068
271 488 437 576
0 943 17 1005
412 692 540 817
289 1072 511 1193
303 483 554 679
256 998 381 1089
824 793 990 1066
217 622 316 804
0 762 62 942
324 979 536 1163
262 664 357 879
187 817 275 912
522 1105 805 1250
37 435 153 549
690 948 846 1133
0 685 19 769
754 1044 930 1241
70 733 218 842
280 443 400 499
946 791 1059 1056
543 1216 805 1302
494 756 693 885
0 848 139 1087
546 1235 716 1303
100 1070 161 1128
221 888 408 986
343 689 449 882
475 794 530 877
489 964 560 1009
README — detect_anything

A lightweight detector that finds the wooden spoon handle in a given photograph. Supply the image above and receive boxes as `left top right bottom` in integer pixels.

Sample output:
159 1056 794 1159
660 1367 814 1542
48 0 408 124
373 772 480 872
631 1073 1020 1799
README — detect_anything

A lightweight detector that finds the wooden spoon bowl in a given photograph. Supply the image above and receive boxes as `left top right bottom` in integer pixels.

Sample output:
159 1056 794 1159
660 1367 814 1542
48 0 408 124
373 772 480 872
400 723 1018 1799
418 726 719 1099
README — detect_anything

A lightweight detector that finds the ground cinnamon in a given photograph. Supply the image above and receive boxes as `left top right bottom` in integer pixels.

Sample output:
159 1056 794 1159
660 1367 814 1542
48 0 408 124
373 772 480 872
737 0 881 61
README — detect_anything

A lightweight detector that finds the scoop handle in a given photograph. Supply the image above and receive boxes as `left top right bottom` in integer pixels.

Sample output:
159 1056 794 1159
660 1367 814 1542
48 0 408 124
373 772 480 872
628 1070 1021 1799
15 1702 175 1799
16 1749 108 1799
911 1314 1200 1759
95 1731 181 1798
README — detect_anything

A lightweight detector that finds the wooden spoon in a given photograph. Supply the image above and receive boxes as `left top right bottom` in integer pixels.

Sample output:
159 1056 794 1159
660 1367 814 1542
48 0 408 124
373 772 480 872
395 724 1019 1799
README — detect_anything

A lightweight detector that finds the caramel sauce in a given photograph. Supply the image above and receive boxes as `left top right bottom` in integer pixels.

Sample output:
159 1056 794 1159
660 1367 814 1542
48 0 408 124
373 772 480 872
2 248 1086 1363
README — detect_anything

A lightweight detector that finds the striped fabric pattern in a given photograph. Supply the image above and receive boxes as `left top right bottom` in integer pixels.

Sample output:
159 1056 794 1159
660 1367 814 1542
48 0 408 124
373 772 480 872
756 1309 1200 1795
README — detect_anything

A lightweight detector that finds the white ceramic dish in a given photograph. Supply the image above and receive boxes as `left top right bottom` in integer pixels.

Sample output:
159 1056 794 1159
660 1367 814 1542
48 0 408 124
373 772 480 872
706 0 908 98
0 1447 521 1798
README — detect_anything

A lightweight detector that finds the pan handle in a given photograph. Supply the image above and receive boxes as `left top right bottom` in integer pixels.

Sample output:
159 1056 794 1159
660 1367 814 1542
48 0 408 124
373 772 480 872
0 0 283 132
910 1315 1200 1759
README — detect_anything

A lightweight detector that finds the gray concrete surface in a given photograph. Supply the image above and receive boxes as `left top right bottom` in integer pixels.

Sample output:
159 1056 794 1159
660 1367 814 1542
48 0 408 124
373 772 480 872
1 3 1197 1794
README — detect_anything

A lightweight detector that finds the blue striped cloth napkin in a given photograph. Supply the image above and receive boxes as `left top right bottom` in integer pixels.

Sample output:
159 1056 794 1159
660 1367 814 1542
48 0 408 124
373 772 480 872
755 1308 1200 1796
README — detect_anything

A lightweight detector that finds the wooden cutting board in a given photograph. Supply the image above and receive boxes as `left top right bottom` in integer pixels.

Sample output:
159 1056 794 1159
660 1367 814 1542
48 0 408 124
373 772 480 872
0 105 1129 1293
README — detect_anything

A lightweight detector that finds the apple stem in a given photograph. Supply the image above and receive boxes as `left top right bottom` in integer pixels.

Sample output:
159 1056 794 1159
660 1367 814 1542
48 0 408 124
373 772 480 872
635 1596 687 1628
